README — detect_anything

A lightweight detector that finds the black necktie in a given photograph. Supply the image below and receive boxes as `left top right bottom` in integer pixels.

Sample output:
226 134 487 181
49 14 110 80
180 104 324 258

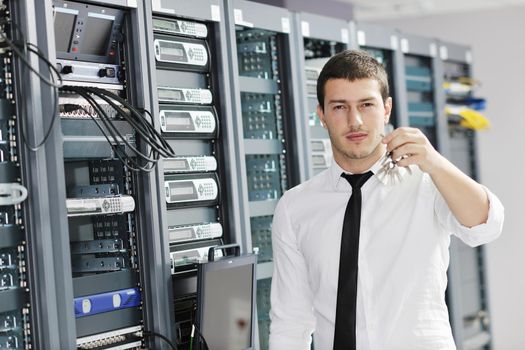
333 171 374 350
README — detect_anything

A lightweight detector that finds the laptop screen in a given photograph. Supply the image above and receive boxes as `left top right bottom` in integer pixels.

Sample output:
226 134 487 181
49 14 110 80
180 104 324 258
197 254 257 350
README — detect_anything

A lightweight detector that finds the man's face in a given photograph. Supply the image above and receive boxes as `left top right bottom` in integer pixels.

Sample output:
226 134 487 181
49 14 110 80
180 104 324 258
317 78 392 169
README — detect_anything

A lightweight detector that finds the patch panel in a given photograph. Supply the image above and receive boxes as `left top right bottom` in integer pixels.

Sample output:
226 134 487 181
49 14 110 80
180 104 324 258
59 92 124 119
237 29 278 79
241 93 278 139
76 325 143 350
245 154 283 201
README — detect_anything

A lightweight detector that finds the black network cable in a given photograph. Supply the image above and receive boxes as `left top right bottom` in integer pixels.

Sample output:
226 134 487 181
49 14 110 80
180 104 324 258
0 30 62 88
61 101 151 172
21 45 61 151
76 86 172 169
69 87 158 165
82 88 164 160
143 330 178 350
86 87 174 158
0 18 63 151
61 89 157 172
83 87 175 159
189 324 210 350
1 16 63 88
60 85 175 172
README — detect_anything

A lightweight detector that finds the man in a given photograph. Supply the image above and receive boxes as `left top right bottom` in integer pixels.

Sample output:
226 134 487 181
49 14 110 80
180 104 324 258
269 50 504 349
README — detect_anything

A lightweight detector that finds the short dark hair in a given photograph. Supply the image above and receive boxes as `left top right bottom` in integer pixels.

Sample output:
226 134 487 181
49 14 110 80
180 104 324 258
316 49 389 111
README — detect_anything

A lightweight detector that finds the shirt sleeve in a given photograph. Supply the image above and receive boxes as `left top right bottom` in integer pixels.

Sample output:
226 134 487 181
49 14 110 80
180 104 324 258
269 194 316 349
434 184 504 247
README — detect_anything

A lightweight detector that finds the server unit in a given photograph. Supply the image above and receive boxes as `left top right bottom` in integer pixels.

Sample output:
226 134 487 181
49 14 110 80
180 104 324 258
440 41 492 350
224 1 306 348
146 0 240 348
293 12 352 178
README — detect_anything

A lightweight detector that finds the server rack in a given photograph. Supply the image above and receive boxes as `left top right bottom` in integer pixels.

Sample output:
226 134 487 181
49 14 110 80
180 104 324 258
146 0 241 348
292 12 353 179
224 1 306 348
7 0 76 348
397 31 449 151
355 22 407 132
0 2 35 349
439 41 492 350
50 0 163 348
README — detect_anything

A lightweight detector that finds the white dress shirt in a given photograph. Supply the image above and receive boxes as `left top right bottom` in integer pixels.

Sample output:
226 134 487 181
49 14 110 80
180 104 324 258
269 159 504 350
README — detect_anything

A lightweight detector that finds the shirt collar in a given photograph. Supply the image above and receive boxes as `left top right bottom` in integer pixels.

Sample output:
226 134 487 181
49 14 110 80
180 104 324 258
329 155 384 190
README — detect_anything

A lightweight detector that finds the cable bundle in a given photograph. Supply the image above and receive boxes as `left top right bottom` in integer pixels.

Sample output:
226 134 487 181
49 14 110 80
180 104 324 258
1 17 174 170
60 86 175 172
0 17 63 150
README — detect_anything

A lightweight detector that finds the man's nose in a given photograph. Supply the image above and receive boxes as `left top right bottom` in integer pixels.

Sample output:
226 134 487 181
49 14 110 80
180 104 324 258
347 107 363 127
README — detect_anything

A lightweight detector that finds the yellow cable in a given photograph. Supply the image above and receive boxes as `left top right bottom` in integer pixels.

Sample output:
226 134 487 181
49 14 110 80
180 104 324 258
445 106 490 130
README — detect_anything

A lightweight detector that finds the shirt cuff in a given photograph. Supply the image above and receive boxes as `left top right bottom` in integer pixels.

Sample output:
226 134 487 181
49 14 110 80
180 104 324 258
437 185 504 247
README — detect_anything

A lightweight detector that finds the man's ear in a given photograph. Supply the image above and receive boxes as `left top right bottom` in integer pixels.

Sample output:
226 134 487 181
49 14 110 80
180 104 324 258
317 104 326 128
384 97 392 124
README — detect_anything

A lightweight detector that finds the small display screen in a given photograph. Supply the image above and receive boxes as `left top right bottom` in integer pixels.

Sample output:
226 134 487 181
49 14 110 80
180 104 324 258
169 228 193 240
165 159 188 170
153 19 180 32
159 89 184 101
160 45 185 59
54 11 77 52
166 113 192 126
170 185 194 196
80 14 114 55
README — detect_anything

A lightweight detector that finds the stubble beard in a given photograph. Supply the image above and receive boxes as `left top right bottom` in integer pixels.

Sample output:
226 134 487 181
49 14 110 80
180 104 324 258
331 133 383 162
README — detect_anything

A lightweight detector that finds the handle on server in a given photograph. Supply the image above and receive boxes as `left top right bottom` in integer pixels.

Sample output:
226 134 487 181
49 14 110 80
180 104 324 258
208 243 241 262
463 309 490 328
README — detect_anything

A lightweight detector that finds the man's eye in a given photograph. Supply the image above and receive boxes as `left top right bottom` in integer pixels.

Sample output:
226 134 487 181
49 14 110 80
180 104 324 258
362 102 374 108
333 105 346 110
